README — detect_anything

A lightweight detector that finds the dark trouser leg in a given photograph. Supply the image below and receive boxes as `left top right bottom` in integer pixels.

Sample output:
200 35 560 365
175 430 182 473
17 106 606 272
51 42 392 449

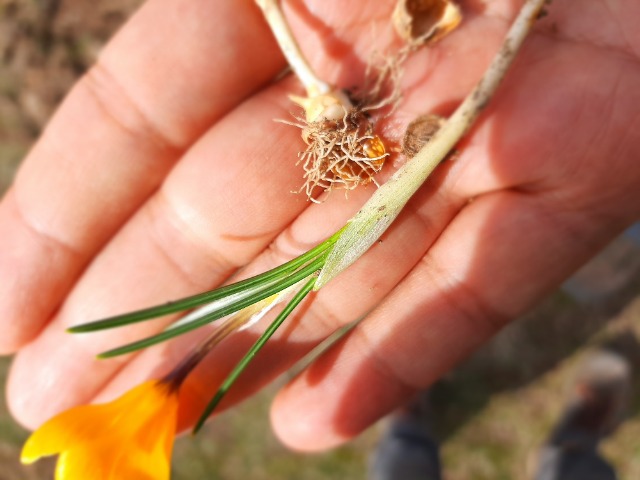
535 446 617 480
369 392 442 480
534 350 630 480
369 420 442 480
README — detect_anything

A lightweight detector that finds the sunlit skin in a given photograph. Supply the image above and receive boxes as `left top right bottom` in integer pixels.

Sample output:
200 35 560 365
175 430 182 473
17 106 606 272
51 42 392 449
21 381 178 480
2 0 639 453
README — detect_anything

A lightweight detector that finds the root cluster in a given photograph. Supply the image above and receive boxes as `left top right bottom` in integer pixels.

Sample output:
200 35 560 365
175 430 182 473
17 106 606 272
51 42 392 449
290 51 409 202
294 110 387 202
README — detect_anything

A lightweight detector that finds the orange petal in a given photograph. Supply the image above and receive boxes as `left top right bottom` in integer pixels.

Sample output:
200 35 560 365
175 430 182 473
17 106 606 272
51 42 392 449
22 403 116 464
54 439 172 480
21 380 176 465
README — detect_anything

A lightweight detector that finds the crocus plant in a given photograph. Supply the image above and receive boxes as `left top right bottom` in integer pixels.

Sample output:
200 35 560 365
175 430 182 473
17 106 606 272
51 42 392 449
21 0 551 478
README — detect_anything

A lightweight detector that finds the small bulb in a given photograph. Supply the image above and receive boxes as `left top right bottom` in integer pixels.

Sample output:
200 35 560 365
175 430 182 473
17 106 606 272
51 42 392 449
289 91 353 123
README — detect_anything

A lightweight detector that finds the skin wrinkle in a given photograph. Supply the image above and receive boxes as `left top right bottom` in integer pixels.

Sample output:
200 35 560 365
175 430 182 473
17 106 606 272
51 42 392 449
536 196 628 254
0 196 78 351
10 190 85 261
601 59 625 145
535 26 640 66
82 62 185 153
148 191 241 286
619 110 640 165
596 0 639 58
142 202 217 293
12 68 332 420
615 109 640 163
524 59 640 219
0 0 298 416
9 329 132 426
576 72 626 170
535 52 599 178
523 193 602 256
351 323 425 393
14 70 192 255
419 247 512 336
97 0 287 147
456 192 617 322
533 1 639 62
292 303 346 343
0 193 86 351
12 139 102 256
268 227 333 262
457 39 639 203
170 322 320 427
289 286 362 344
596 76 640 200
352 195 602 366
609 2 640 58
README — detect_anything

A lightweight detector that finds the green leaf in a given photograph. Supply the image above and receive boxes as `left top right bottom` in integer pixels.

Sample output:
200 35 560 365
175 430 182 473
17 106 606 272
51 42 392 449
69 230 343 334
96 258 324 358
193 276 317 433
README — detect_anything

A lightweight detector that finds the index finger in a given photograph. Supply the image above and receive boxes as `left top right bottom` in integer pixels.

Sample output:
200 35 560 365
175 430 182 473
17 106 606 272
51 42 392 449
0 0 285 353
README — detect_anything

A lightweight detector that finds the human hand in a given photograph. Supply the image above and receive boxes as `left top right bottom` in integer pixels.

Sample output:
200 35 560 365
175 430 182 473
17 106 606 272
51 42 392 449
3 0 639 452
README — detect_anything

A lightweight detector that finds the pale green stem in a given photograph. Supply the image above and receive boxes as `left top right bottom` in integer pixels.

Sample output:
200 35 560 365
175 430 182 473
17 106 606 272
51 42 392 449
255 0 330 97
316 0 549 288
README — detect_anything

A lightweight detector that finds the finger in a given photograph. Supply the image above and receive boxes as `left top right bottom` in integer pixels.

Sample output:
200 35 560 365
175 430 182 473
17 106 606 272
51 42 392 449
6 78 307 429
271 189 627 451
0 0 285 353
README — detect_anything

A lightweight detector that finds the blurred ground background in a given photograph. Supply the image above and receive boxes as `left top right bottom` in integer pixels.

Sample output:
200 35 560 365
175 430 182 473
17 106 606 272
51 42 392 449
1 1 640 479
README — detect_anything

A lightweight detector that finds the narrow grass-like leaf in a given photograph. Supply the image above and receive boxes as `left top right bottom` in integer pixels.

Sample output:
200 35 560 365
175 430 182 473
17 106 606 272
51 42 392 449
193 276 317 433
69 230 343 334
97 257 324 358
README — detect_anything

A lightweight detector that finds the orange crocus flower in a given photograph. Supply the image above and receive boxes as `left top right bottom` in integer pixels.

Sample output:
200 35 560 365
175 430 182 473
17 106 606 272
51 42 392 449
21 380 179 480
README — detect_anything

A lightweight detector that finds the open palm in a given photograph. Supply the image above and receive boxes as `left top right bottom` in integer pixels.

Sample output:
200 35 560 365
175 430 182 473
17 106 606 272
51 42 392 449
2 0 639 451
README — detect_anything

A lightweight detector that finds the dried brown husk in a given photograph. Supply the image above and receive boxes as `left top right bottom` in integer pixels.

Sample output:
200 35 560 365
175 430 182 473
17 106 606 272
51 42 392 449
402 113 445 158
393 0 462 45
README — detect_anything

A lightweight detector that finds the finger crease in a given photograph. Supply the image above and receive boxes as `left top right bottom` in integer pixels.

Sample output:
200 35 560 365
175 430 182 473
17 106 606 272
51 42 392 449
81 62 183 153
13 192 84 260
422 254 511 339
149 193 241 284
353 324 424 393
